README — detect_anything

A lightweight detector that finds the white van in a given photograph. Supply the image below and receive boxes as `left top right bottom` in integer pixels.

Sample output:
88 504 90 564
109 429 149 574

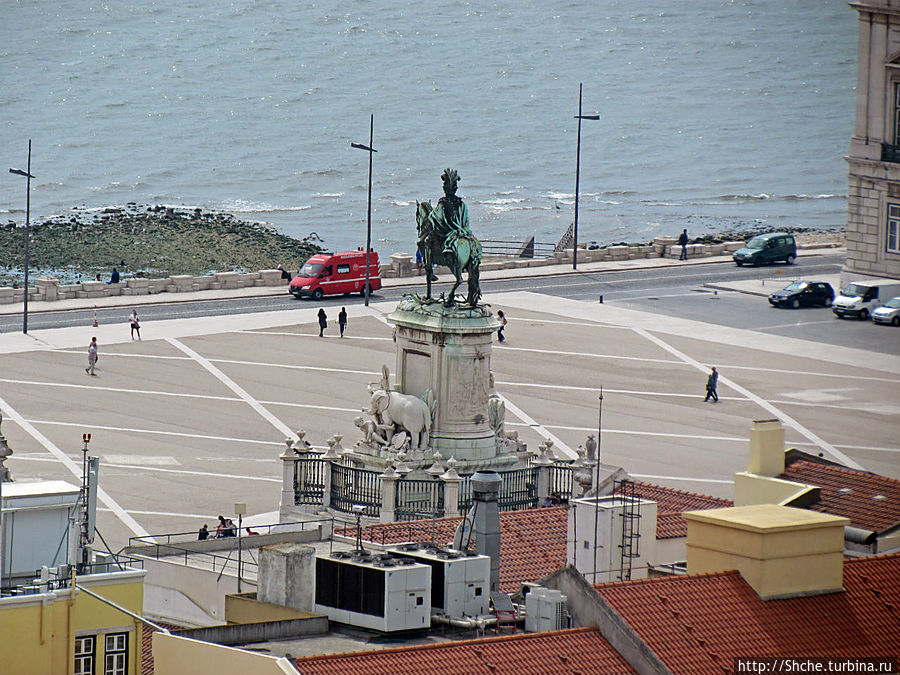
832 279 900 320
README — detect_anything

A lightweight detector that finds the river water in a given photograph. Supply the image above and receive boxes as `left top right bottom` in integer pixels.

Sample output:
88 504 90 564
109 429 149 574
1 1 856 256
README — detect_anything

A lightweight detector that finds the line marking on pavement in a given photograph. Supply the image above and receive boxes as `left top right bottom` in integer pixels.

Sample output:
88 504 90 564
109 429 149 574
0 393 154 542
498 345 687 367
25 419 283 446
498 393 577 460
0 377 241 402
99 508 219 520
504 421 745 443
751 319 838 331
632 327 865 470
166 337 295 439
1 378 364 415
237 330 393 342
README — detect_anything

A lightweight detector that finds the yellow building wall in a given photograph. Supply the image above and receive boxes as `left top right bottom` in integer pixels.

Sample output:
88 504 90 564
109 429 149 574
0 574 145 675
152 633 297 675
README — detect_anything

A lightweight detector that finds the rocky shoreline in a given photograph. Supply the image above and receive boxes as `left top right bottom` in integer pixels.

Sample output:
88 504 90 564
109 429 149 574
0 204 322 287
0 205 845 288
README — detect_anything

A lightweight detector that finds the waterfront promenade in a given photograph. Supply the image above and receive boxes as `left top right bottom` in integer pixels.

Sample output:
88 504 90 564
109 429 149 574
0 248 897 553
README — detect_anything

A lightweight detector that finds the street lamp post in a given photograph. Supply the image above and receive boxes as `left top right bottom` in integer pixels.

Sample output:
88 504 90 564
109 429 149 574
9 140 34 333
351 115 377 307
234 502 246 593
572 84 600 270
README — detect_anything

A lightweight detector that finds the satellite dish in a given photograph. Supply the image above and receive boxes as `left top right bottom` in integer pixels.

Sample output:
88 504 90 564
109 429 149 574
453 513 474 550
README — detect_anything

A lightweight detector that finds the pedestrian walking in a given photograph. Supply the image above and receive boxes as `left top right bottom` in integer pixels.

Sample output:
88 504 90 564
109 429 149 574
415 249 423 275
338 307 348 338
85 337 99 376
678 229 689 260
704 366 719 402
129 309 141 340
497 310 507 342
317 307 328 337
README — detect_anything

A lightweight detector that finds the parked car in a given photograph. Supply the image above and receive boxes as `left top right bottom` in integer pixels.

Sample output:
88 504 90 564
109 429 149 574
289 250 381 300
732 232 797 266
832 279 900 320
768 281 834 308
871 296 900 326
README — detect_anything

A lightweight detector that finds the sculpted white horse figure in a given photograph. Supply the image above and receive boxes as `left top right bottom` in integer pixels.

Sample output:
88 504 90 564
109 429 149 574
368 389 431 454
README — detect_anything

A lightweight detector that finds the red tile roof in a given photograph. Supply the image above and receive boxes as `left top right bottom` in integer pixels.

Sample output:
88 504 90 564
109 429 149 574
293 626 637 675
343 507 569 594
779 460 900 534
597 553 900 674
614 481 733 539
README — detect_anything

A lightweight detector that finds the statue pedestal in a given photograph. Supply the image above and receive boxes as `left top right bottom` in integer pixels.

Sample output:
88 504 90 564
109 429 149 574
387 298 517 473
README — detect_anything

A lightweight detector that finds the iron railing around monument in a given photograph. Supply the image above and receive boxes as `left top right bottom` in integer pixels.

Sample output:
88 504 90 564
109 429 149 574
395 477 445 521
329 463 382 518
294 458 326 506
457 467 540 514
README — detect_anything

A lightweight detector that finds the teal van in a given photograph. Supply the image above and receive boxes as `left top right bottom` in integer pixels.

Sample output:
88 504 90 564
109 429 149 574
732 232 797 266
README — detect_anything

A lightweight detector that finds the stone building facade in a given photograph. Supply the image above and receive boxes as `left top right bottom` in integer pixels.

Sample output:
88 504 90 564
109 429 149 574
845 0 900 282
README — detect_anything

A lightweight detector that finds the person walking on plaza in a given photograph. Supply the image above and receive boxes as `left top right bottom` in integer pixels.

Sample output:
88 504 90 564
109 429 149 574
497 310 507 342
704 366 719 402
338 307 348 338
317 307 328 338
678 229 689 260
85 337 99 376
129 309 141 340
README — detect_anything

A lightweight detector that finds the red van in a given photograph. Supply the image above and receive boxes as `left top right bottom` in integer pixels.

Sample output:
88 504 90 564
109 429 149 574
289 250 382 300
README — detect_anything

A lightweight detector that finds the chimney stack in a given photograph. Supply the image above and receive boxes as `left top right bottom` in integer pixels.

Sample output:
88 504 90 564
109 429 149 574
471 472 501 592
746 419 785 477
685 504 848 600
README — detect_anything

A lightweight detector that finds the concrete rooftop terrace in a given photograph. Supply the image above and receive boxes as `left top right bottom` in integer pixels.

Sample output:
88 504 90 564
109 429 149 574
0 251 897 551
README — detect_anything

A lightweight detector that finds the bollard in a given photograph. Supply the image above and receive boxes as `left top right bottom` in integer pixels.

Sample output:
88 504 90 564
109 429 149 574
92 306 99 327
599 295 603 304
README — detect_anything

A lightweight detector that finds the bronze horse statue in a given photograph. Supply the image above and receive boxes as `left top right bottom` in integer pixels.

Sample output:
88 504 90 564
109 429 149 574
416 200 482 307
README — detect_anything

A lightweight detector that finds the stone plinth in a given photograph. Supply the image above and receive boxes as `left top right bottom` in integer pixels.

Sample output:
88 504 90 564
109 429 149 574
387 298 516 472
37 277 59 301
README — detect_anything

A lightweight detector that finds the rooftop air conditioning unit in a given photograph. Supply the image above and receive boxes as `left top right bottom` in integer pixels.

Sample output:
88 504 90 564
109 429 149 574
525 587 570 633
389 545 490 619
314 551 431 632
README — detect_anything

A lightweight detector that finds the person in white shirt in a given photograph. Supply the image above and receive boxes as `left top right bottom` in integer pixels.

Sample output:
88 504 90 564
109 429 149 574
85 337 98 376
129 309 141 340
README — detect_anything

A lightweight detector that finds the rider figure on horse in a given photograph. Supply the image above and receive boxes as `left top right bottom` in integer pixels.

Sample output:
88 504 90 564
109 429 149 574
418 168 472 277
416 168 483 306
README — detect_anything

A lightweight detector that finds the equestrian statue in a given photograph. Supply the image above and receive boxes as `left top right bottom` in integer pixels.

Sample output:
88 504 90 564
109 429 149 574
416 168 483 307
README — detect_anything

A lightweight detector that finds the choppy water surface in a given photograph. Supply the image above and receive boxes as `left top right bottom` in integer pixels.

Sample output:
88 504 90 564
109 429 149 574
1 1 855 257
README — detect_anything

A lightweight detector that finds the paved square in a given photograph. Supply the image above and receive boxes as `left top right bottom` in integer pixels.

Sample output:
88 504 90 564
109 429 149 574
1 292 897 552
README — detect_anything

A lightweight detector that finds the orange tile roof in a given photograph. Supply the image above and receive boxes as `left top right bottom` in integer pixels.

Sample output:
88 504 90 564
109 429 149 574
614 481 733 539
780 460 900 534
597 553 900 674
293 626 638 675
343 507 568 594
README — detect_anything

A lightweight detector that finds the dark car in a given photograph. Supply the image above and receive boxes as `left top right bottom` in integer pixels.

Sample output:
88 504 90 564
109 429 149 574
768 280 834 308
733 232 797 266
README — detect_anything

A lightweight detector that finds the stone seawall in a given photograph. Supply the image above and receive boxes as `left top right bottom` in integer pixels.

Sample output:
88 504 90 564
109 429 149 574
0 237 843 305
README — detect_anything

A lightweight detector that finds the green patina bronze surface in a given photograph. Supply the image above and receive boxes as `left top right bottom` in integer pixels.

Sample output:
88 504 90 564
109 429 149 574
416 168 483 307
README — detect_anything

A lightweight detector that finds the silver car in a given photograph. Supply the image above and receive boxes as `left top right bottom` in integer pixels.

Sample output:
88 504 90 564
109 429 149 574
872 296 900 326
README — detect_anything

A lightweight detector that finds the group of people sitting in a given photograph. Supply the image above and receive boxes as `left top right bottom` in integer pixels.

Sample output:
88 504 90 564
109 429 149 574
197 515 247 540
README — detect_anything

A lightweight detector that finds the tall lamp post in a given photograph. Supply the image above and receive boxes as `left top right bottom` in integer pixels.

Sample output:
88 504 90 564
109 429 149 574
9 140 34 333
572 84 600 270
234 502 246 593
351 115 377 306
